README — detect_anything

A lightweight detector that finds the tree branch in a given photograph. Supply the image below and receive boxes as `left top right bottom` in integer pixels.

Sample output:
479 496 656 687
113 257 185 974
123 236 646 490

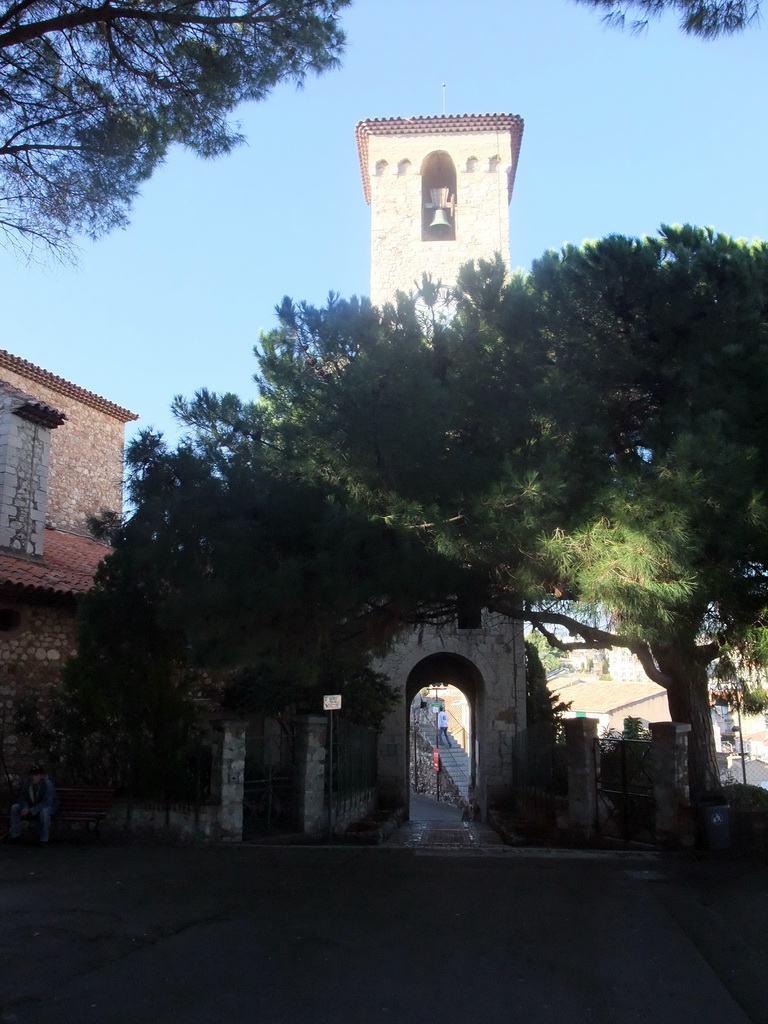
0 2 283 49
490 599 674 687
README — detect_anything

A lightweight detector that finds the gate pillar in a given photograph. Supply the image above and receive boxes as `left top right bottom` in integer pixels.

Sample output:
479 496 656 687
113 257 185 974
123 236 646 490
651 721 693 847
565 717 598 839
294 714 328 836
209 717 247 842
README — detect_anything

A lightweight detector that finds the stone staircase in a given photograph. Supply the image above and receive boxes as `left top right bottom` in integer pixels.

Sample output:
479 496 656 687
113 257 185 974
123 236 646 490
415 724 471 801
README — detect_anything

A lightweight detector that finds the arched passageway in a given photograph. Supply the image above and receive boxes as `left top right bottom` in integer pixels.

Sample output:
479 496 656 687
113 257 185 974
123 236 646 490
373 613 526 822
404 653 484 821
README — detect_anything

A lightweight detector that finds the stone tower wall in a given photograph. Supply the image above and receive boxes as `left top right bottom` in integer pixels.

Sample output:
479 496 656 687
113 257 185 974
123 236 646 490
0 396 52 556
366 130 515 307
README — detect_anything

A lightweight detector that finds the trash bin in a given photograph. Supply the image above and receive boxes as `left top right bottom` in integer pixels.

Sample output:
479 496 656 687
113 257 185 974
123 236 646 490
701 803 730 850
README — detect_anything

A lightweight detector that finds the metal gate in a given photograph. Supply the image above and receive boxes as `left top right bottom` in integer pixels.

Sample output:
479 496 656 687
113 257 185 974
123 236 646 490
510 723 568 833
595 737 656 843
243 733 295 838
327 717 378 822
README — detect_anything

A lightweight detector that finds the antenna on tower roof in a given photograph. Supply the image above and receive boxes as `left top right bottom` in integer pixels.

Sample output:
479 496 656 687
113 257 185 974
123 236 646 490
442 83 446 116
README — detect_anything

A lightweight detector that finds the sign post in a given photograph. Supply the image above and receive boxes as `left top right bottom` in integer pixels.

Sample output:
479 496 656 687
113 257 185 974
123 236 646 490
433 747 441 802
323 694 342 842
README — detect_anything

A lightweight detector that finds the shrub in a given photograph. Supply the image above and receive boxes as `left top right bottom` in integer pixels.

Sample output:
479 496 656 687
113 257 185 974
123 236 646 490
723 783 768 809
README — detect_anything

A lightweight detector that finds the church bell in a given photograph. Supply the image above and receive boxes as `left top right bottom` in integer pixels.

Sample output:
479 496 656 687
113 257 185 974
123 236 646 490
428 207 452 230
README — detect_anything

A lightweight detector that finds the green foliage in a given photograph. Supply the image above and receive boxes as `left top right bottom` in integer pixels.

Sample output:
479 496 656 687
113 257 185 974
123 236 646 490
526 630 561 674
58 550 206 795
120 427 457 679
66 226 768 800
0 1 348 254
12 688 107 784
525 641 571 728
64 414 429 764
622 717 650 740
221 661 398 730
515 226 768 794
244 227 768 797
573 0 760 37
723 783 768 809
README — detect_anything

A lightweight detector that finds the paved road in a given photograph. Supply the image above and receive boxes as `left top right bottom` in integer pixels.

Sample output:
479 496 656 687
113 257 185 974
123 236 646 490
2 835 767 1024
392 790 502 850
409 790 463 821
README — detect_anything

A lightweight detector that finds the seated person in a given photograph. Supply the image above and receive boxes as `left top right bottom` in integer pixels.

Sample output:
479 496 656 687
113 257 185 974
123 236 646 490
8 764 58 844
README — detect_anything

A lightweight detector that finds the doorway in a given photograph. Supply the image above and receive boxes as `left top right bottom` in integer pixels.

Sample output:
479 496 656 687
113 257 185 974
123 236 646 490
405 653 483 821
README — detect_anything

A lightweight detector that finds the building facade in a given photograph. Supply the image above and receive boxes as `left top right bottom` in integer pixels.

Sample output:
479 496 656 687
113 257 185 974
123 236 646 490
0 350 136 779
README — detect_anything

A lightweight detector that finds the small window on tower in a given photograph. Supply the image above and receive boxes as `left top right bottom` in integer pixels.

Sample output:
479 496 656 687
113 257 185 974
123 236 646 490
421 151 457 242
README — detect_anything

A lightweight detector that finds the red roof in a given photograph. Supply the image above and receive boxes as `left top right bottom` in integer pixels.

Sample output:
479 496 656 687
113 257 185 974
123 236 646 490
0 349 137 423
0 381 66 429
0 529 109 599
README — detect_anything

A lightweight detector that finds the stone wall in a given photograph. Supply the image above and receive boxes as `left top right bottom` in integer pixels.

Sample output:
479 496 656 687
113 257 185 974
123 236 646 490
0 356 134 535
0 353 135 783
411 728 464 809
0 396 53 556
366 130 515 306
294 715 327 836
105 718 247 844
107 800 220 844
0 603 77 783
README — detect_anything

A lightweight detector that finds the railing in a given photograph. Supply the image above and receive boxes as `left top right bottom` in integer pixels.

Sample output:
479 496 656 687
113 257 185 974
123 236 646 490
329 718 378 821
413 705 468 752
510 724 568 829
413 721 471 795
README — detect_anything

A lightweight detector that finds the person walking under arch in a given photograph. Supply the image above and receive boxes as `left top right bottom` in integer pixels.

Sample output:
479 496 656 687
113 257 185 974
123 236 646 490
437 709 452 748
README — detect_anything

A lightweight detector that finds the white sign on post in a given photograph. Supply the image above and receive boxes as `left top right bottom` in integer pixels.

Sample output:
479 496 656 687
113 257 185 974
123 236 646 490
323 694 342 711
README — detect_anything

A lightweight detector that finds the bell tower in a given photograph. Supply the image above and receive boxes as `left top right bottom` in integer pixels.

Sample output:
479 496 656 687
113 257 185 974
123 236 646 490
356 113 524 307
357 113 529 819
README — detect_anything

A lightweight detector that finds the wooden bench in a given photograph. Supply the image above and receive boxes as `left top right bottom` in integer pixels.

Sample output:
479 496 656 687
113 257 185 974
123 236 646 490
54 786 115 836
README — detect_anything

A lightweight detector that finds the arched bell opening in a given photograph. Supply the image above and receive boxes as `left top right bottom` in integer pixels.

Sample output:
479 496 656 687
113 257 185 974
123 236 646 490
405 653 484 820
421 151 457 241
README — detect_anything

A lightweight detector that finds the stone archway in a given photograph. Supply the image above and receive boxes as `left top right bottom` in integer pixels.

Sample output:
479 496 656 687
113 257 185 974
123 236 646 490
405 653 481 819
372 612 526 820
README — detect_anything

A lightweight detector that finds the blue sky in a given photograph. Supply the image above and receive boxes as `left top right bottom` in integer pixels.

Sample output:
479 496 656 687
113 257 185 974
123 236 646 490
1 0 766 443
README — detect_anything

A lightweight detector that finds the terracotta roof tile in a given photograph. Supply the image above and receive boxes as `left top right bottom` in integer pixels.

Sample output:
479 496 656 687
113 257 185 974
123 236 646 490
550 678 668 715
0 381 66 428
0 529 109 598
0 350 137 423
355 113 525 205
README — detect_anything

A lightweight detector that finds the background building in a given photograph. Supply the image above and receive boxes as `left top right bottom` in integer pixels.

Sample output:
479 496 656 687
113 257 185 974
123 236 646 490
0 350 136 779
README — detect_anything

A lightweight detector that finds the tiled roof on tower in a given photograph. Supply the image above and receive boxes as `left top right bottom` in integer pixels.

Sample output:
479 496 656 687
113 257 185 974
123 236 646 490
355 113 524 204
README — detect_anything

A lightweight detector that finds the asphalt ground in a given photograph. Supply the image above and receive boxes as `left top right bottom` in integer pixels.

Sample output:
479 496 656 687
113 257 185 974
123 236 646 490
1 835 767 1024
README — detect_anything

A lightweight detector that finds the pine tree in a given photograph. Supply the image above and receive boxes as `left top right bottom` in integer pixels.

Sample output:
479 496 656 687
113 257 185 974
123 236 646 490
0 1 348 254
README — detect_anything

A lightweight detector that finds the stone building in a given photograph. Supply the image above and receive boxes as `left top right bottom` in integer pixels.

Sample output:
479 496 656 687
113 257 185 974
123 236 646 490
0 349 136 778
356 113 528 818
355 113 524 306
